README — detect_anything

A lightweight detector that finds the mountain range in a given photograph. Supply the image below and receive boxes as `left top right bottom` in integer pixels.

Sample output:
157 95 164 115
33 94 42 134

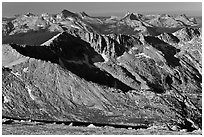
2 10 202 132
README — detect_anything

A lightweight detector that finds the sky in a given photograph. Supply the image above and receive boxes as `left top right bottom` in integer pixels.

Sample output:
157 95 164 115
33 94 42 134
2 2 202 17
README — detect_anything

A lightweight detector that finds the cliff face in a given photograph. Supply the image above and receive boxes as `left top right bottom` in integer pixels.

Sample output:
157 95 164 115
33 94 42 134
2 10 202 131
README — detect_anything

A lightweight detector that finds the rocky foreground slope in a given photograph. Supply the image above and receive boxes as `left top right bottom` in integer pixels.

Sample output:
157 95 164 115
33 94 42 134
2 10 202 132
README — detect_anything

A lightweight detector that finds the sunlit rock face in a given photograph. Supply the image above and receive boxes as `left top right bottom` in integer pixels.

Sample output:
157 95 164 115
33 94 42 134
2 10 202 131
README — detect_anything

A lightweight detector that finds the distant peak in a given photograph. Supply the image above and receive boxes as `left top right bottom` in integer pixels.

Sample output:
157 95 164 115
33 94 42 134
177 14 188 19
41 13 49 16
180 14 187 17
61 9 72 14
62 9 69 12
124 11 130 17
160 14 171 17
132 13 144 18
129 13 139 20
61 9 77 18
24 12 35 17
123 12 144 20
80 11 89 17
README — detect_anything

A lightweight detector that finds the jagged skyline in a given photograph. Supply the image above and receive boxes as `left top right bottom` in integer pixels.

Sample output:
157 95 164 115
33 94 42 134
2 2 202 17
2 1 202 135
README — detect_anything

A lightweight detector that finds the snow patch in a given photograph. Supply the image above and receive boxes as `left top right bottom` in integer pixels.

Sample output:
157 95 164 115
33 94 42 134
128 50 133 54
67 17 74 21
132 47 139 50
101 53 109 62
145 46 150 49
41 33 61 46
135 53 151 58
11 71 21 77
117 56 122 61
68 123 73 126
71 24 80 29
25 85 35 100
23 67 29 73
3 96 10 103
87 124 96 128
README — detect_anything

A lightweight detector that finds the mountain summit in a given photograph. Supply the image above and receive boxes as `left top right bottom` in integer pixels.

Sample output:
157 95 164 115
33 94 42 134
61 9 78 18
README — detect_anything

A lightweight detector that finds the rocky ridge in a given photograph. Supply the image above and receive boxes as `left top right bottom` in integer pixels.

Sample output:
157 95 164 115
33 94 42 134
2 10 202 132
